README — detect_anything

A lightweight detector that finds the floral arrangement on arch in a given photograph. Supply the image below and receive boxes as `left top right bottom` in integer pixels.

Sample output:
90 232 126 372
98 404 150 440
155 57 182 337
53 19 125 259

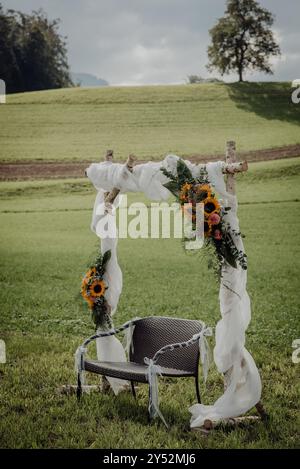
161 159 247 273
81 250 112 329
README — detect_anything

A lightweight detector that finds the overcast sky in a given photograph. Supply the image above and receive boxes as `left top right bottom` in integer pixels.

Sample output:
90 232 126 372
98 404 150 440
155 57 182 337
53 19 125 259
2 0 300 85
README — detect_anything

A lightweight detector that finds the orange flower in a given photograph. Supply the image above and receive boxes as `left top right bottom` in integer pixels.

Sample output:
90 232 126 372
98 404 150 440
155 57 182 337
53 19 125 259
86 267 96 278
81 267 97 287
182 183 192 191
179 182 192 202
194 183 212 199
81 288 94 309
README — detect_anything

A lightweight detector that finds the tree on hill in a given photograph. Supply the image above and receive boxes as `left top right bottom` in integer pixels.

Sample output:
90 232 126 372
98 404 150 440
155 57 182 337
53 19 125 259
0 3 73 93
207 0 281 82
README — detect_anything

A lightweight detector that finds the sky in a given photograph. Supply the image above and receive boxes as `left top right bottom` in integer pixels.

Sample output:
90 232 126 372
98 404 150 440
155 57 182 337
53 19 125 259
2 0 300 85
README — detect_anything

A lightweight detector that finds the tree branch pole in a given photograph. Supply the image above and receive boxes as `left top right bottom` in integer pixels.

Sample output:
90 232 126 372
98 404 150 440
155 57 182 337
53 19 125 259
221 160 248 174
104 150 136 213
220 140 237 393
101 150 137 393
223 141 267 421
86 149 247 178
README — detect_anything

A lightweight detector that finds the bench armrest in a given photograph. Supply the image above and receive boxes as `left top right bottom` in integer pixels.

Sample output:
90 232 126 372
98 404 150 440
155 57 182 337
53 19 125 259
75 318 141 399
80 318 140 348
151 323 212 366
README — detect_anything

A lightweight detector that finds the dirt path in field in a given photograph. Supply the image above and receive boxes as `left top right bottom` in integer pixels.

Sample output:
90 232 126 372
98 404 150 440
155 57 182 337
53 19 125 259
0 144 299 181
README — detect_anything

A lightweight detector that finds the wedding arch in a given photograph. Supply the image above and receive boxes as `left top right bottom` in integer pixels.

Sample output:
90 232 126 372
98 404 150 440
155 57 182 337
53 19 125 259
75 141 266 430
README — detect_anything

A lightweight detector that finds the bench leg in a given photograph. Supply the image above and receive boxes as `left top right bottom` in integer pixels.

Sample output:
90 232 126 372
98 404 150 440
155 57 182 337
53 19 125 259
76 373 82 402
131 381 136 399
255 401 268 421
195 375 201 404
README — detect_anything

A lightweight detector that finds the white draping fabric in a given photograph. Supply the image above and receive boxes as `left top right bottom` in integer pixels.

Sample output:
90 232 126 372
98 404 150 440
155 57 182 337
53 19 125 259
189 162 261 427
86 155 261 423
90 186 128 395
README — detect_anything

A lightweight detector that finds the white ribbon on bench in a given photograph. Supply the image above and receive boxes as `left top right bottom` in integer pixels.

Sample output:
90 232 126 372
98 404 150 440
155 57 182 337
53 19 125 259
74 345 87 387
144 357 168 428
195 326 213 383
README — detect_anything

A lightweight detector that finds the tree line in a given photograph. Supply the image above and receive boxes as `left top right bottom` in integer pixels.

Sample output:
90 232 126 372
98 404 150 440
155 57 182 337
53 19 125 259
0 3 72 93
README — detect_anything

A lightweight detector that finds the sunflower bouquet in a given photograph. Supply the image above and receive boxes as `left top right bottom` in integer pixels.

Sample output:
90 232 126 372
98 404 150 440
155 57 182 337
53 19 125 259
81 250 112 329
161 159 247 273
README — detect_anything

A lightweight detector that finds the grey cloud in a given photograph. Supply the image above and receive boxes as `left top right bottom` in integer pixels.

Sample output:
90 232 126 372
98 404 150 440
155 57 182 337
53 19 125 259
2 0 300 84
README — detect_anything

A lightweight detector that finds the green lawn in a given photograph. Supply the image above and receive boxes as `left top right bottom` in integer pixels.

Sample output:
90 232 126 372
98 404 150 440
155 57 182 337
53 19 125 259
0 158 299 448
0 82 299 162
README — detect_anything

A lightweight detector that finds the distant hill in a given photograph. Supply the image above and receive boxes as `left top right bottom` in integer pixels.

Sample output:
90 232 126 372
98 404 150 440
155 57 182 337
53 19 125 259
71 73 109 87
2 82 300 162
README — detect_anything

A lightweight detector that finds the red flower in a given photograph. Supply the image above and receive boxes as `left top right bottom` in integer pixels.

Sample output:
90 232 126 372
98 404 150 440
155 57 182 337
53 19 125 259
208 213 221 225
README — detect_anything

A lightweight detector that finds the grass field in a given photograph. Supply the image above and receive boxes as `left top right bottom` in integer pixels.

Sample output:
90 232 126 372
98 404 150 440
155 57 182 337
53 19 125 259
0 82 299 162
0 157 299 448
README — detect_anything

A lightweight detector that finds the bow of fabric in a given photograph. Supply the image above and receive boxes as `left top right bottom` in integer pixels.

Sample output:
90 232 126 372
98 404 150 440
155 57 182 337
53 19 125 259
193 325 213 383
123 318 141 357
144 357 168 428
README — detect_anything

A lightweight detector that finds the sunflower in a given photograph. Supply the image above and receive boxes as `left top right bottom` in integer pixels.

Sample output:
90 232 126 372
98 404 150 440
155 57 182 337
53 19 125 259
194 183 212 200
82 291 95 308
81 267 97 286
204 196 221 216
81 277 88 290
86 267 96 279
89 279 106 298
81 287 95 309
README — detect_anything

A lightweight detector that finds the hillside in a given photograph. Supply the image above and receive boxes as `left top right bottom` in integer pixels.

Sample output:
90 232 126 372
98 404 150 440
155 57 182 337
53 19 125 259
0 82 299 163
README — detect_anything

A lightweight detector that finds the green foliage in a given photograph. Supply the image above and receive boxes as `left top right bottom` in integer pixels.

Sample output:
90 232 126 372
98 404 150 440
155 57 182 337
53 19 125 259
207 0 281 82
161 159 246 271
0 158 299 447
176 159 194 186
161 159 194 195
101 250 112 269
0 3 72 93
93 249 111 276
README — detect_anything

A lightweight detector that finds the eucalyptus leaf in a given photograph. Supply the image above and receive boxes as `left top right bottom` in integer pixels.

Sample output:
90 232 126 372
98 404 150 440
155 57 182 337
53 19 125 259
102 249 112 268
163 181 179 196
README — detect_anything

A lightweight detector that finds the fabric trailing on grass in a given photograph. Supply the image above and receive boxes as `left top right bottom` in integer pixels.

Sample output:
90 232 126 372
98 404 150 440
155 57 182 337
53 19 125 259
86 155 262 425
